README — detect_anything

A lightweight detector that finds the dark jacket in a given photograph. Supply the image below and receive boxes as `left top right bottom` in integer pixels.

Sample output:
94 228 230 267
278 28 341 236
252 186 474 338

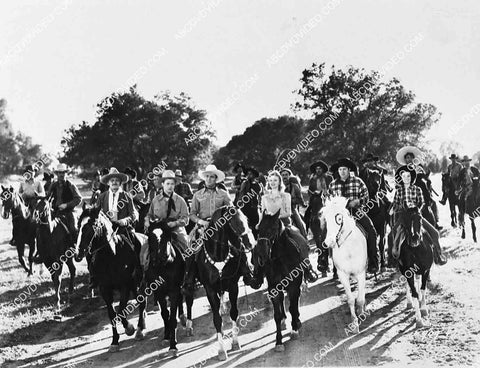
48 180 82 212
96 190 138 225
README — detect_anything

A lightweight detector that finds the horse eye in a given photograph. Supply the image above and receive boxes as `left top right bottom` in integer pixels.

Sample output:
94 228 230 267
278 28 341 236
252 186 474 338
335 214 343 225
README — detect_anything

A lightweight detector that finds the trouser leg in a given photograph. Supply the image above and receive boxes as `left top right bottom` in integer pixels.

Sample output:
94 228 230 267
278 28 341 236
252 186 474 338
357 214 378 272
292 208 307 238
422 219 447 265
286 227 317 282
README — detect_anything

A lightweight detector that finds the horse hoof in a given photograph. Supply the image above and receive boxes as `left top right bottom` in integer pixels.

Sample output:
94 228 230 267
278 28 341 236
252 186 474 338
406 302 413 310
179 314 187 327
125 324 135 336
416 319 426 328
291 330 299 340
185 327 193 337
420 308 429 317
108 344 120 353
218 350 228 361
168 348 178 358
231 341 241 351
135 328 145 340
275 344 285 352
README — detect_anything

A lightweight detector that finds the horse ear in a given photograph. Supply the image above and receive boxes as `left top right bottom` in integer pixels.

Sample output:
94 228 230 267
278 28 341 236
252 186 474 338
1 185 5 191
9 187 14 193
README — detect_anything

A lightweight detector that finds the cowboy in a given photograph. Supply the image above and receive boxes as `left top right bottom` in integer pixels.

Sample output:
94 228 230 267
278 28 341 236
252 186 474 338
144 170 190 256
174 169 194 210
231 162 246 204
395 147 447 265
94 168 142 287
280 168 307 238
440 154 464 205
146 172 163 203
48 163 81 243
328 158 379 274
182 164 257 297
393 166 424 246
123 167 146 208
458 155 480 201
360 153 392 191
237 167 263 237
308 160 332 199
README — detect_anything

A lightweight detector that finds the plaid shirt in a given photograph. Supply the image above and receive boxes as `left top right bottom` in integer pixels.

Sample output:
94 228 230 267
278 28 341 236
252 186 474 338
328 176 369 206
393 184 424 210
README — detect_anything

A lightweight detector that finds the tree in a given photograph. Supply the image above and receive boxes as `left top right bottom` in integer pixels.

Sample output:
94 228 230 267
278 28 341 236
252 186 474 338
0 99 42 177
294 63 440 165
61 87 216 179
439 140 463 158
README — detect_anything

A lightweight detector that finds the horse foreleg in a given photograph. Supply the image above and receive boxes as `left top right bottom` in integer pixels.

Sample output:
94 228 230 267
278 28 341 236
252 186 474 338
205 288 227 360
27 242 35 276
118 290 135 337
338 271 358 333
135 290 147 340
356 271 366 316
52 266 63 311
65 257 76 302
229 283 241 351
288 281 302 339
104 289 120 352
272 290 286 351
158 296 170 344
471 218 477 243
17 243 29 274
419 271 429 318
406 275 425 328
185 294 194 336
167 291 180 356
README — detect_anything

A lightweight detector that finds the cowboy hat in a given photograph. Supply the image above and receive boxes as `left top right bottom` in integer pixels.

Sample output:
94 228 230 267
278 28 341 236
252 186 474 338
198 164 225 182
159 170 177 183
395 165 417 184
53 163 70 173
461 155 472 162
330 158 358 174
279 168 293 176
361 153 379 163
449 153 459 160
100 167 129 184
396 146 423 165
232 162 245 172
123 167 137 179
309 160 329 174
245 167 259 178
175 169 183 178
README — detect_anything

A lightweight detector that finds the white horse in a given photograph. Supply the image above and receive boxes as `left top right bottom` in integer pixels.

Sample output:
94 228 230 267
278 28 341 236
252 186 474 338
321 196 368 333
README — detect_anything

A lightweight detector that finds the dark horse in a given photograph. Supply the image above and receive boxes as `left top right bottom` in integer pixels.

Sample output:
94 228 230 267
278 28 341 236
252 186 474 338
137 220 193 357
363 169 389 271
33 197 76 310
196 205 254 361
76 205 142 352
134 201 150 233
1 186 36 275
254 210 303 352
458 177 480 242
307 193 330 276
440 172 460 228
392 210 433 328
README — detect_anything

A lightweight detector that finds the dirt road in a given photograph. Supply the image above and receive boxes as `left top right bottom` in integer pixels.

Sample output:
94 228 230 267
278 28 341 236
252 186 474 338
0 175 479 367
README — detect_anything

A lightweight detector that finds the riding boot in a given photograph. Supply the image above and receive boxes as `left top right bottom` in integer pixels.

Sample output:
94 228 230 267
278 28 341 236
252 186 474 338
439 193 447 206
181 254 197 298
317 245 329 275
357 215 379 273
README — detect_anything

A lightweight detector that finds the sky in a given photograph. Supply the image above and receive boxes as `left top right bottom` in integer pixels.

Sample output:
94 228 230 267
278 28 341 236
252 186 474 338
1 0 480 157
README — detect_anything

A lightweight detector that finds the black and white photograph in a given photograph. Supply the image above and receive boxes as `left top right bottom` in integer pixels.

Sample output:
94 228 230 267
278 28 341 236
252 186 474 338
1 1 480 367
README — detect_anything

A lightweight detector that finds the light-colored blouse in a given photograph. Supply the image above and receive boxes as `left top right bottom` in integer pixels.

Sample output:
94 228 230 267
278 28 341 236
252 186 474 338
19 180 45 200
261 190 291 218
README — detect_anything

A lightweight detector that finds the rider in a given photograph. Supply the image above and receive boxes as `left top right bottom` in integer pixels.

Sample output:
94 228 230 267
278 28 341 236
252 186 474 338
231 162 246 205
47 163 81 243
328 158 379 274
280 168 308 238
174 169 194 210
458 155 480 205
440 154 463 205
146 171 163 203
123 167 146 209
256 170 318 283
181 164 258 297
144 170 190 256
395 147 447 265
360 153 393 196
94 168 142 287
237 167 263 237
42 171 54 194
392 166 424 246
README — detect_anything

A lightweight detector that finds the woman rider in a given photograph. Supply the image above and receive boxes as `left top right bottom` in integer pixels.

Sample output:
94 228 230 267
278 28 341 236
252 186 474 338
256 170 318 283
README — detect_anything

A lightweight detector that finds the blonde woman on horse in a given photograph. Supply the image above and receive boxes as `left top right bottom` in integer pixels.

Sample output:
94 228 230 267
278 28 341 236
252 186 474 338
256 170 318 283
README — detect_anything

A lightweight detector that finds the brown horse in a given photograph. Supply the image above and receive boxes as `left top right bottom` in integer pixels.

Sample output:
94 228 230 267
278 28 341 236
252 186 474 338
1 186 37 275
33 197 76 309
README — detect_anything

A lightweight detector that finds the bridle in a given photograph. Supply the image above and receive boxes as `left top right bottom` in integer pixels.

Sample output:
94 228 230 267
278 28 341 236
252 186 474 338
333 212 353 247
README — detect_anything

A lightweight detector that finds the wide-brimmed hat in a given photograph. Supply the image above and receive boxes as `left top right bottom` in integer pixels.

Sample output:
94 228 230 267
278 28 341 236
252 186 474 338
461 155 472 162
100 167 129 184
330 158 358 174
449 154 459 160
53 163 70 173
361 153 380 163
245 167 259 178
279 168 293 176
175 169 183 178
232 162 245 173
123 167 137 179
160 170 177 183
395 165 417 184
309 160 329 174
396 146 423 165
198 164 225 182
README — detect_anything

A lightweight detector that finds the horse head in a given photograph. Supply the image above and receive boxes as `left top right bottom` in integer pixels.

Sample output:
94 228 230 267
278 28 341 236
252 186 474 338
321 196 352 248
255 209 282 267
33 196 53 225
148 220 176 267
1 185 14 219
365 169 382 197
75 203 106 261
224 205 255 251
